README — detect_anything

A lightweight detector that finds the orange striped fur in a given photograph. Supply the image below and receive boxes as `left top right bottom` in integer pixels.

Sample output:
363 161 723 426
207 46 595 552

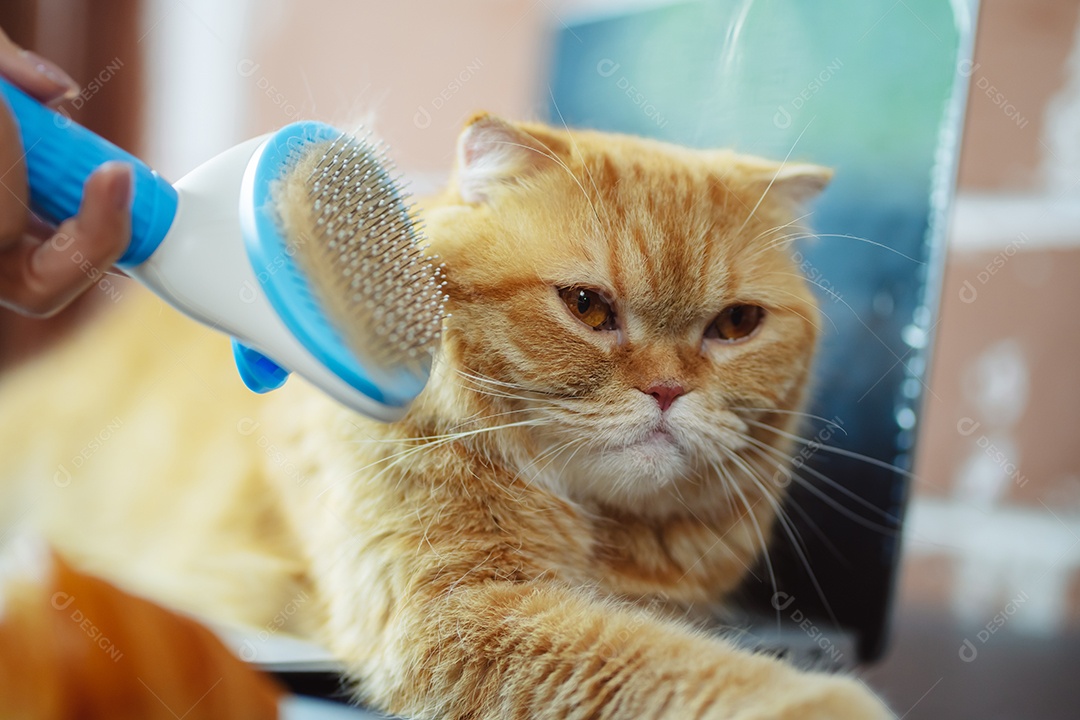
0 115 891 718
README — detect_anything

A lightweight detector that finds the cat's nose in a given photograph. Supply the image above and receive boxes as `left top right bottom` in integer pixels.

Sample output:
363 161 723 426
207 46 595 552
642 384 685 412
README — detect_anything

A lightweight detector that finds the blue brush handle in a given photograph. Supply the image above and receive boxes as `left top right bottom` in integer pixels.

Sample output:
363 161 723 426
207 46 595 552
0 78 177 266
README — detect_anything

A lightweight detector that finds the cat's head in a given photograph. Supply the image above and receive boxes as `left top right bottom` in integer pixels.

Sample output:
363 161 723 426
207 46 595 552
420 114 829 512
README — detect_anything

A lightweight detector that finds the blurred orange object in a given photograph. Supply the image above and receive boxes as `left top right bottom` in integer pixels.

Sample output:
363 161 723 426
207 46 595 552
0 544 284 719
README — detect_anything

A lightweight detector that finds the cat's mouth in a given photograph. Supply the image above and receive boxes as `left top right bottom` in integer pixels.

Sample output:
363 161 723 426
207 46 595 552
641 428 676 445
621 421 680 450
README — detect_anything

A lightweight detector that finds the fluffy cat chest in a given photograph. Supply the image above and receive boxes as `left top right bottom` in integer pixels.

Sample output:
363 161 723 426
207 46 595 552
589 509 769 604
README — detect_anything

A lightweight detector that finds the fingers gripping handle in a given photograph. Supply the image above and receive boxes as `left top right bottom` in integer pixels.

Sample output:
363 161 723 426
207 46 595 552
0 79 296 397
0 78 177 266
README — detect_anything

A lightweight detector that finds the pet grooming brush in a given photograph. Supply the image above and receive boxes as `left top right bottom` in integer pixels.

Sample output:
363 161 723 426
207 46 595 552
0 79 446 422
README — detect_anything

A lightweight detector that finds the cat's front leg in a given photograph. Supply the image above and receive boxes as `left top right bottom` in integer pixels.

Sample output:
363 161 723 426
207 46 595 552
347 580 892 720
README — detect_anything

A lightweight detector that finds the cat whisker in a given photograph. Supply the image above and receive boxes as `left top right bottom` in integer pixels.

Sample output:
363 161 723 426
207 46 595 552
462 389 560 412
412 418 547 444
546 89 612 235
752 229 810 254
455 370 556 396
347 418 545 450
739 231 807 268
763 270 916 366
734 447 845 629
769 271 845 308
767 289 832 334
492 139 605 234
456 383 562 411
735 430 901 533
739 447 818 557
762 232 924 264
745 211 815 248
739 222 821 267
455 378 570 419
741 418 915 479
712 459 738 517
455 369 573 404
514 437 585 489
348 415 558 503
447 405 552 433
743 451 868 587
732 407 847 433
741 443 851 563
733 118 815 239
724 450 823 631
705 453 774 595
554 436 587 480
665 471 694 508
322 439 445 500
454 369 526 390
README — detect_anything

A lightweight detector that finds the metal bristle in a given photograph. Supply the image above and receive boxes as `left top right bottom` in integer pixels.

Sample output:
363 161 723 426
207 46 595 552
281 132 448 371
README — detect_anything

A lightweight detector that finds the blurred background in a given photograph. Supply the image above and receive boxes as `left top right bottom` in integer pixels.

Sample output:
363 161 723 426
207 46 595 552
0 0 1077 718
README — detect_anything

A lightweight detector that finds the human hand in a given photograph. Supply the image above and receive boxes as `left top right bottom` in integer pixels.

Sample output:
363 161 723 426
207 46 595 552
0 27 131 318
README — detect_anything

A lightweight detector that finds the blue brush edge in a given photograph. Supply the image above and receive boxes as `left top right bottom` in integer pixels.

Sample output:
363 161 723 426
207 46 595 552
237 121 428 408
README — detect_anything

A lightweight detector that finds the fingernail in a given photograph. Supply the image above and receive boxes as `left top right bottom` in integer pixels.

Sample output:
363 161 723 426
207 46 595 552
19 50 80 99
101 162 134 211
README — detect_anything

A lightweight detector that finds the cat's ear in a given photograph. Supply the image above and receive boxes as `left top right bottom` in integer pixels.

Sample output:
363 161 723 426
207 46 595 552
454 113 560 203
747 162 834 210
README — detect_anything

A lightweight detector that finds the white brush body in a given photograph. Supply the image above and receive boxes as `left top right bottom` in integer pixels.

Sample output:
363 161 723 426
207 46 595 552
130 135 406 423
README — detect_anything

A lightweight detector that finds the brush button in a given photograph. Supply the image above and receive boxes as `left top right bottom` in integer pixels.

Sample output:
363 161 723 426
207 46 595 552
231 339 290 393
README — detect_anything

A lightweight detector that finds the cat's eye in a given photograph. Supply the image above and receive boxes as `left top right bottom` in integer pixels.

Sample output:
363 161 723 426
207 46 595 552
558 287 616 331
706 304 764 342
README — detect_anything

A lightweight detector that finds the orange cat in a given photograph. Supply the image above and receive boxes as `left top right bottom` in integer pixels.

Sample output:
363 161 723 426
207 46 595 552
0 115 891 718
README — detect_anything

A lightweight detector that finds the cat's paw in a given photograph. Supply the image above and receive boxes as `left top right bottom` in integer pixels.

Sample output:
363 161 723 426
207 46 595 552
728 671 894 720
